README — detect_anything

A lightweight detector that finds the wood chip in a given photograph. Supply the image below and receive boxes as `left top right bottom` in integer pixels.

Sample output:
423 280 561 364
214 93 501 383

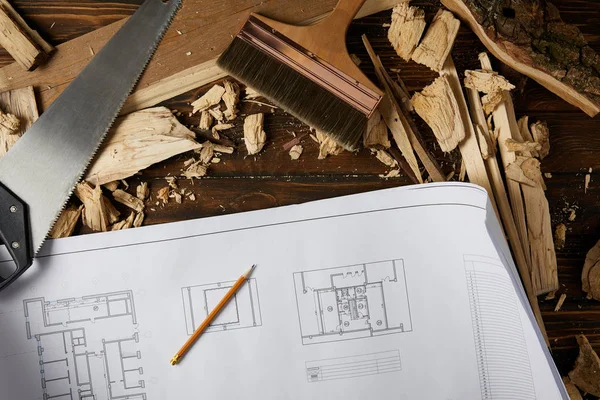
198 110 213 130
569 209 577 221
289 144 303 160
387 2 426 61
474 124 492 159
411 9 460 72
111 212 135 231
244 113 266 155
379 169 400 178
157 186 170 204
554 293 566 311
582 240 600 299
411 75 465 152
530 121 550 159
74 182 120 232
112 189 144 212
211 123 233 140
545 291 556 300
188 193 196 201
0 86 38 158
374 149 398 168
315 129 344 159
213 143 234 154
244 87 261 100
191 84 225 114
183 159 208 179
136 182 149 201
207 107 224 123
85 107 201 185
0 3 48 71
505 138 543 154
171 191 182 204
568 335 600 397
198 141 214 164
222 80 240 120
49 205 83 239
464 69 515 94
349 53 361 66
133 212 144 228
518 116 537 156
562 377 583 400
585 172 591 194
554 223 567 251
166 177 178 190
363 111 391 149
103 181 119 192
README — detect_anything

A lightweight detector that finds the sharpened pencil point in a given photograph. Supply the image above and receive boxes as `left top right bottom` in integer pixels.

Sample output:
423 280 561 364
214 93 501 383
245 264 257 278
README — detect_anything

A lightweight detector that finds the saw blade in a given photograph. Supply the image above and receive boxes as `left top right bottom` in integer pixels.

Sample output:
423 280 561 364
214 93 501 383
0 0 181 253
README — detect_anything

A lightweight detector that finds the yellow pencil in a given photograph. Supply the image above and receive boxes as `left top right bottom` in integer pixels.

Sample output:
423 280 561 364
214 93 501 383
170 265 256 365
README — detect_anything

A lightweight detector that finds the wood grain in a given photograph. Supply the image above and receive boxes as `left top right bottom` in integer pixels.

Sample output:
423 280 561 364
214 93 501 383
4 0 600 387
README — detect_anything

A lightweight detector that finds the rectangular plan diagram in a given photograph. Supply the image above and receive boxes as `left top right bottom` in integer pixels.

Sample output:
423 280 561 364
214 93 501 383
306 350 402 383
293 260 412 345
181 278 262 335
23 291 146 400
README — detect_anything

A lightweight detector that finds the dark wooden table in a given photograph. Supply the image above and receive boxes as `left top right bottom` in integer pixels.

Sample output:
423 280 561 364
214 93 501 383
3 0 600 387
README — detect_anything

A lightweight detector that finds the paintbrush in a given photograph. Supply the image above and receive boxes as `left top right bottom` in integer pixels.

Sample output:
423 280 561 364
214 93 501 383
217 0 383 150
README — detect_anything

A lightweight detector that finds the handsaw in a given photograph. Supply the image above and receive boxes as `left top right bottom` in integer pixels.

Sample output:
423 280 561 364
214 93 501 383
0 0 182 291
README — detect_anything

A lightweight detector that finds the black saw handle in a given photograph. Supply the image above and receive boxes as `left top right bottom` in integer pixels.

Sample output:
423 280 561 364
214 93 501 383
0 182 33 291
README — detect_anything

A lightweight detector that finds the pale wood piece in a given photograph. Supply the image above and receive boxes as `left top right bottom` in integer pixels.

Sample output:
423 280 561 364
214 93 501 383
1 0 397 114
441 0 600 117
569 335 600 397
554 293 567 312
0 109 19 155
136 182 149 201
505 138 542 154
474 125 491 159
505 157 541 188
222 80 240 120
0 3 45 70
112 212 135 231
464 70 515 94
191 85 225 114
85 107 201 186
112 189 145 213
363 110 391 149
554 223 566 251
133 212 144 228
252 0 383 95
198 110 214 130
411 75 465 152
562 377 583 400
518 116 534 142
211 123 233 139
387 2 426 61
49 205 83 239
530 121 550 159
315 129 344 159
208 107 225 123
103 181 119 192
0 0 53 54
197 142 215 164
183 159 208 179
289 144 303 160
411 9 460 72
74 182 120 232
374 149 397 168
244 113 266 155
582 240 600 297
0 86 38 157
349 53 361 66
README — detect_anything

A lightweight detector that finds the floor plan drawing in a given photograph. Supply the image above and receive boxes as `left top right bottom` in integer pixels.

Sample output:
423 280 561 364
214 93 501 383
181 278 262 335
293 260 412 345
23 290 146 400
306 350 402 383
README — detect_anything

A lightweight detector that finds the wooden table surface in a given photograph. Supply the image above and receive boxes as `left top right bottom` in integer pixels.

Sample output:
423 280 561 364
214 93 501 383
3 0 600 386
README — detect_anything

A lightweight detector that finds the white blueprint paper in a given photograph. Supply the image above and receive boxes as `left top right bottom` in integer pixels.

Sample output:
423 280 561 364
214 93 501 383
0 183 565 399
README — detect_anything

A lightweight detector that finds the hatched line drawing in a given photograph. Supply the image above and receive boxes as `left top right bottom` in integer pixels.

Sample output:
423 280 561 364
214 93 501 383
306 350 402 383
293 259 412 345
23 290 146 400
181 278 262 335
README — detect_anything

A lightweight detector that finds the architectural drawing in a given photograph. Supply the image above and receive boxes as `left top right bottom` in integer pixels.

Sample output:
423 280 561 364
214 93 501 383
181 278 262 335
306 350 402 383
293 260 412 345
23 291 146 400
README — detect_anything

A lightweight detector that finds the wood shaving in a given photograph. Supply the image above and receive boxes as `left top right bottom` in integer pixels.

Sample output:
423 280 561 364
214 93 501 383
191 85 225 114
136 182 149 201
0 109 21 156
554 293 566 311
530 121 550 159
411 9 460 72
554 223 566 250
222 80 240 120
103 181 119 192
188 193 196 201
585 172 591 194
545 291 556 300
183 159 208 179
208 107 224 123
74 182 120 232
544 173 552 179
481 90 504 115
464 70 515 94
198 141 214 164
411 75 465 152
505 138 542 154
387 2 426 61
374 149 398 168
244 87 261 100
582 240 600 299
157 187 170 204
244 113 266 155
315 130 344 159
133 212 144 228
363 111 391 149
475 125 492 159
112 189 144 212
198 110 213 130
505 156 545 188
569 209 577 221
379 169 400 178
166 177 178 190
212 123 233 140
111 212 135 231
289 144 303 160
49 205 83 239
170 191 182 204
568 335 600 396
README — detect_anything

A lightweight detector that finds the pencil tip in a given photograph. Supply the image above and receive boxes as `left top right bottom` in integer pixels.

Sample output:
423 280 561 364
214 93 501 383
245 264 256 277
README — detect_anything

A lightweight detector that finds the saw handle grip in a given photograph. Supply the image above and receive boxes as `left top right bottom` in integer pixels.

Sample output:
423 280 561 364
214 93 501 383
0 182 32 291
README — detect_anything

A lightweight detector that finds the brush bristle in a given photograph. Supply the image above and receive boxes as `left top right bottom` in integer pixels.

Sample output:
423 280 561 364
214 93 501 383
218 38 368 150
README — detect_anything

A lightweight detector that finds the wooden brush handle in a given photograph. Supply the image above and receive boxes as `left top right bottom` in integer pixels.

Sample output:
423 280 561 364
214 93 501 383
251 0 381 94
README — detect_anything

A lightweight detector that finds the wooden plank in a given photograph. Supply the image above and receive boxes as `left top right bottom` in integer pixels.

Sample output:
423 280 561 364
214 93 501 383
0 0 398 112
0 3 45 70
